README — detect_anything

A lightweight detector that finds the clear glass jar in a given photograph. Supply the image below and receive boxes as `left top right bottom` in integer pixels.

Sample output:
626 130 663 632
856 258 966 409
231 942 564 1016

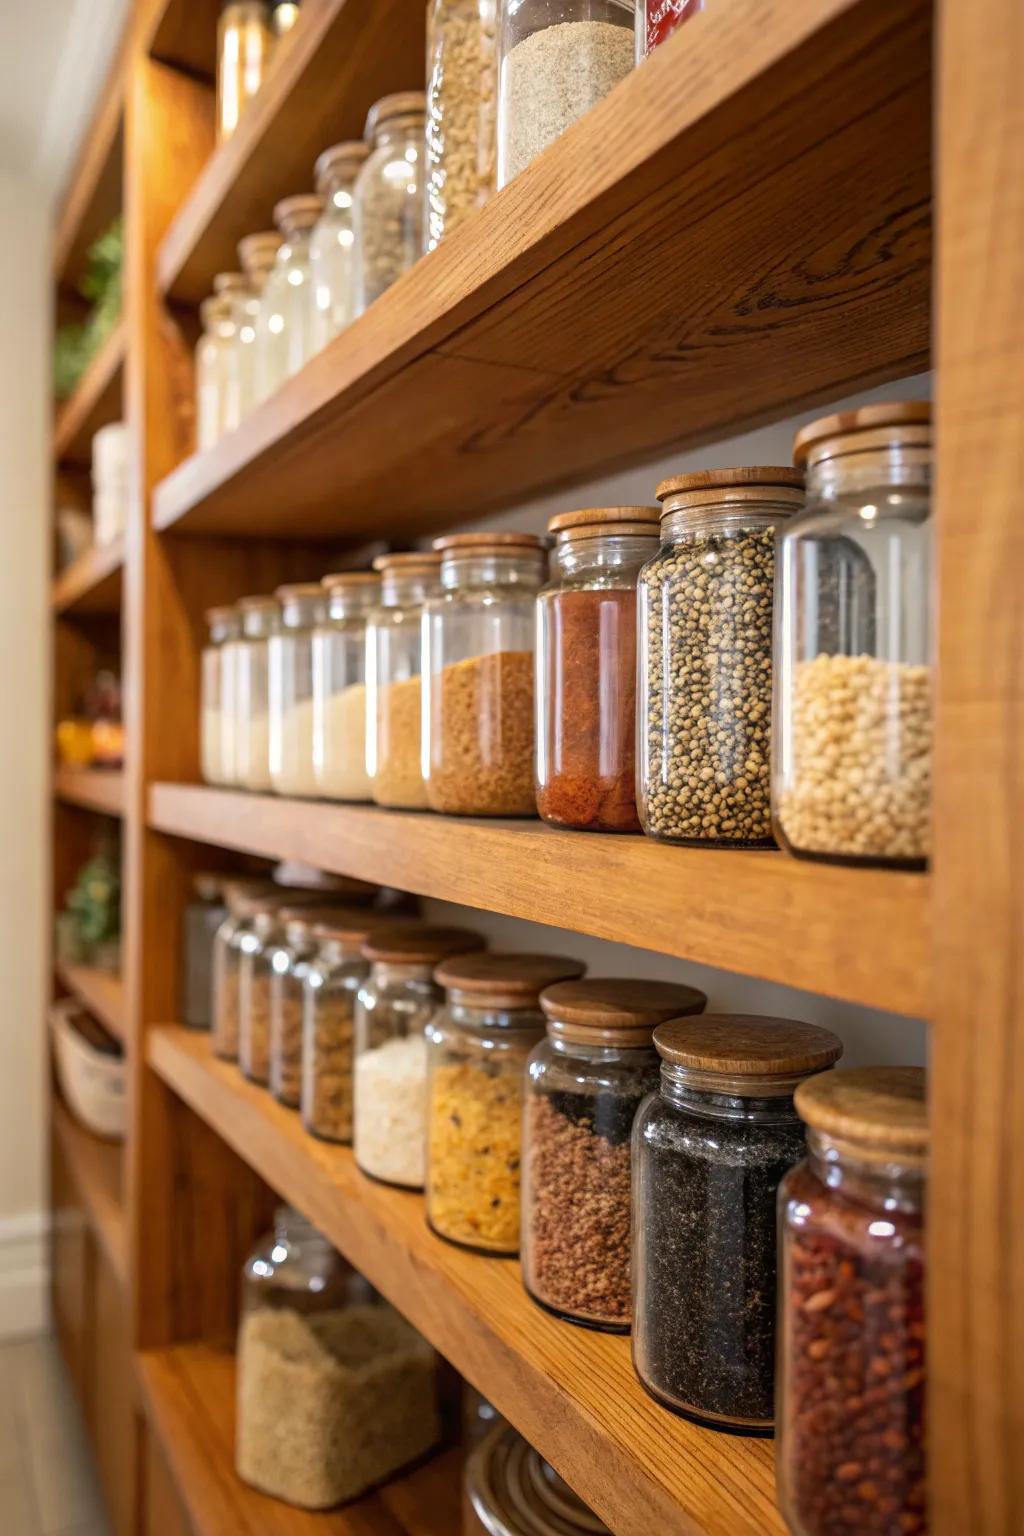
312 571 380 801
366 553 443 809
638 468 804 847
774 403 932 869
636 0 704 58
632 1015 843 1434
536 507 659 832
521 978 705 1331
211 880 276 1059
309 142 369 355
302 913 386 1144
467 1420 611 1535
217 1 271 142
270 0 300 36
426 953 584 1255
210 272 250 436
353 923 485 1188
353 93 427 313
181 873 227 1029
238 902 284 1083
424 533 546 816
201 604 240 786
426 0 498 249
269 583 326 798
497 0 635 187
237 231 282 419
777 1067 927 1536
256 194 324 402
268 907 337 1107
195 292 235 452
235 595 279 792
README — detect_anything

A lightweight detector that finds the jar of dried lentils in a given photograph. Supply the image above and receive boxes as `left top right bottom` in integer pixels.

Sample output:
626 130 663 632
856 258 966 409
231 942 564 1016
521 978 706 1332
425 0 497 249
211 879 277 1059
269 905 370 1108
426 952 584 1255
238 899 285 1083
367 552 443 809
312 571 380 801
632 1015 843 1434
302 910 390 1144
778 1066 927 1536
269 583 326 799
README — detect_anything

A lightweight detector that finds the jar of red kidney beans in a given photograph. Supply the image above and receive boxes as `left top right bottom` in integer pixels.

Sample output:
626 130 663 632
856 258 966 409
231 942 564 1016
777 1066 927 1536
637 0 705 59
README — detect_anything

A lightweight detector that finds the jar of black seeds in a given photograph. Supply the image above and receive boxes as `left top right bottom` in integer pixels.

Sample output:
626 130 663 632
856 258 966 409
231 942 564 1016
637 468 804 847
632 1014 843 1434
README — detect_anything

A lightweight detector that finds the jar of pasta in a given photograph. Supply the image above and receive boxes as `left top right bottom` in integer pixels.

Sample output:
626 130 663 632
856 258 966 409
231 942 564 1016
201 604 239 786
235 595 280 792
312 571 380 801
425 0 497 249
366 553 443 809
211 879 277 1059
302 911 389 1144
269 583 326 798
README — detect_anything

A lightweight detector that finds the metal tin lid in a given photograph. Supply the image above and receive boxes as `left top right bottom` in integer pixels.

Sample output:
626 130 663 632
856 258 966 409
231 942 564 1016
793 402 931 470
655 1015 844 1096
540 979 707 1047
435 953 585 1011
273 193 324 234
314 139 371 192
365 91 427 138
467 1422 610 1536
795 1066 927 1164
547 506 661 541
362 922 485 966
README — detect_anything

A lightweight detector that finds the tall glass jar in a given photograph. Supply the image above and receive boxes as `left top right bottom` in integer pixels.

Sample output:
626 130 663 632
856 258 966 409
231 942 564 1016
427 952 584 1255
521 978 705 1331
256 194 324 402
217 1 271 142
638 467 804 847
238 901 284 1083
309 142 369 355
774 403 932 869
237 231 282 418
235 595 280 792
195 292 235 452
636 0 704 58
366 553 443 810
497 0 635 188
201 604 239 786
211 880 277 1059
181 873 227 1030
268 906 348 1108
536 507 659 832
269 583 326 798
778 1067 927 1536
632 1015 843 1434
425 0 498 249
353 923 484 1188
312 571 380 801
353 93 427 313
423 533 546 816
210 272 250 435
302 912 388 1144
467 1420 612 1535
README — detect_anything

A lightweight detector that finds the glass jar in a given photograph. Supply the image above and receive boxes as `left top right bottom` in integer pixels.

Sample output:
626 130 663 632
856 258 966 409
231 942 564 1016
353 93 427 313
638 467 804 847
238 902 283 1082
366 552 443 809
256 194 324 402
270 0 300 36
425 0 498 249
426 952 584 1255
235 595 279 792
210 272 250 436
237 231 282 419
312 571 380 801
777 1067 927 1536
302 912 388 1144
466 1420 612 1535
774 403 932 869
217 1 271 142
636 0 704 58
201 604 239 786
181 873 227 1029
269 583 326 798
353 923 485 1188
211 880 277 1059
268 906 347 1107
632 1015 844 1434
521 977 705 1331
309 142 369 355
424 533 547 816
195 292 235 452
536 507 659 832
497 0 635 188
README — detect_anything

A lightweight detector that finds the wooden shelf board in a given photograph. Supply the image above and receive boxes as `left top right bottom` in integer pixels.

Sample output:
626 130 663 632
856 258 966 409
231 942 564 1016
152 0 931 540
148 1028 783 1536
52 1090 127 1288
149 783 927 1018
51 537 124 616
54 767 125 817
53 320 126 468
57 964 125 1042
53 44 125 291
144 0 221 80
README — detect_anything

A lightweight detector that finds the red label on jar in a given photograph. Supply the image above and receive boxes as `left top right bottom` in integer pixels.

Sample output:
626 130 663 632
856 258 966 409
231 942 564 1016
644 0 705 54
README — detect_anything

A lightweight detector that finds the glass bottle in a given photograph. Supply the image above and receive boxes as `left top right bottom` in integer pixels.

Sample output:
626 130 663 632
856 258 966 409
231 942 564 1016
237 231 282 419
269 583 326 798
521 977 705 1332
353 93 427 313
638 467 804 848
423 533 547 816
312 571 380 801
211 880 277 1059
217 1 271 142
636 0 704 58
631 1014 843 1434
777 1067 927 1536
366 552 443 810
301 910 387 1144
353 923 485 1189
256 194 324 402
195 292 235 452
235 595 280 792
309 142 370 355
425 0 498 249
774 402 932 869
536 507 659 832
180 873 227 1030
201 604 240 786
427 952 583 1255
238 901 284 1083
466 1420 612 1536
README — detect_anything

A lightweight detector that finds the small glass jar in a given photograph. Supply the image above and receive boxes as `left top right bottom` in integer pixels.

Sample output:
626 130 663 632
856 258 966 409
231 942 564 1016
312 571 380 801
210 272 251 436
774 403 932 869
425 0 498 249
235 595 279 792
211 880 277 1059
636 0 704 58
632 1015 844 1434
302 912 386 1144
256 194 324 402
201 604 240 786
268 906 344 1107
270 0 300 36
638 467 804 847
424 533 547 816
269 583 326 798
353 923 485 1188
181 873 227 1029
521 977 706 1331
217 1 271 142
777 1067 927 1536
309 142 369 355
238 901 284 1082
536 507 659 832
353 93 427 313
366 552 443 810
497 0 635 188
195 292 235 452
426 952 584 1255
237 231 283 419
466 1420 612 1536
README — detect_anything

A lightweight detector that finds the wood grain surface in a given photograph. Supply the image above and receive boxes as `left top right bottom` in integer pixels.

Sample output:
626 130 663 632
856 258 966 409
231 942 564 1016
57 962 126 1041
51 538 125 617
52 1091 128 1289
53 766 126 816
53 319 126 467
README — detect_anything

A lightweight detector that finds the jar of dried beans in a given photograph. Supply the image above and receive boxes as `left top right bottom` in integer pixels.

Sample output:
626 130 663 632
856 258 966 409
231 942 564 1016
268 906 356 1108
269 583 326 799
201 604 239 787
632 1015 843 1433
425 0 497 249
521 977 705 1332
309 141 369 354
636 0 704 59
536 506 659 832
426 952 584 1255
774 403 932 869
638 467 804 847
423 532 547 816
211 880 277 1059
302 911 388 1144
466 1419 612 1535
235 594 279 792
778 1067 927 1536
366 552 443 809
312 571 380 802
238 901 285 1083
353 93 427 313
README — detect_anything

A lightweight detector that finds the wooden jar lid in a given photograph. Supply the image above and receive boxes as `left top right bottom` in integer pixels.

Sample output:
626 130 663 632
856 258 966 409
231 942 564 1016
310 909 392 945
213 271 248 293
366 92 427 136
794 401 931 468
654 1015 844 1076
435 952 585 1010
548 506 661 540
204 603 238 628
657 466 804 503
540 978 707 1046
433 531 549 558
314 140 371 191
372 551 443 573
322 571 381 588
238 230 282 263
274 582 325 601
362 922 485 965
795 1066 927 1159
273 193 324 233
237 594 279 612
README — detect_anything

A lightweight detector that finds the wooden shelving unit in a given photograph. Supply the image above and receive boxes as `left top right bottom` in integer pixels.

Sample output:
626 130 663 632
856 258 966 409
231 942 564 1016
53 765 125 815
57 962 125 1040
54 320 127 468
52 1092 127 1289
51 538 125 615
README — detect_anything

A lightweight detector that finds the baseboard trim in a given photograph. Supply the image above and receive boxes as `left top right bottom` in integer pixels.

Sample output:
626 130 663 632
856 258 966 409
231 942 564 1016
0 1212 50 1340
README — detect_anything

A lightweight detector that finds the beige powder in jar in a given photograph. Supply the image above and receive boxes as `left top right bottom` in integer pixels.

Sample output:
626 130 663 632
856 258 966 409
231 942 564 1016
316 682 372 801
372 676 428 809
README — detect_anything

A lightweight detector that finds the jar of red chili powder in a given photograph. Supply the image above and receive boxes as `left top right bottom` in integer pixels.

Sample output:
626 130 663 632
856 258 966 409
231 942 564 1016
636 0 705 60
777 1066 927 1536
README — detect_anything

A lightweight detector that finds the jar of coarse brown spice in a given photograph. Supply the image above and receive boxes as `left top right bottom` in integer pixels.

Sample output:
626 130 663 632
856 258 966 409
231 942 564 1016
268 905 370 1109
521 977 706 1332
300 909 390 1145
777 1067 927 1536
211 880 278 1060
366 553 443 810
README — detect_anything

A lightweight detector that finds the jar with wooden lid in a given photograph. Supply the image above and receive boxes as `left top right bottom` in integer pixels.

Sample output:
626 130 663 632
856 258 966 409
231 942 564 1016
423 533 547 816
238 901 285 1083
312 571 380 802
195 291 236 452
201 604 240 787
309 142 370 354
427 952 584 1255
777 1067 927 1536
210 272 252 436
235 595 280 791
237 232 282 418
638 467 804 847
353 923 485 1188
536 507 659 832
256 194 324 401
268 906 361 1108
211 880 278 1059
425 0 498 250
302 911 390 1144
217 1 271 142
774 403 932 869
366 553 443 809
636 0 704 58
632 1015 844 1433
269 583 326 798
466 1419 611 1535
521 977 706 1331
353 93 427 313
